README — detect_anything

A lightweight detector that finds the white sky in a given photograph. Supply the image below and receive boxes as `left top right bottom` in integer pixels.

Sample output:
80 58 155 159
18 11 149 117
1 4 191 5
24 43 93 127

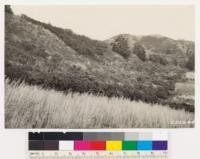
11 5 195 41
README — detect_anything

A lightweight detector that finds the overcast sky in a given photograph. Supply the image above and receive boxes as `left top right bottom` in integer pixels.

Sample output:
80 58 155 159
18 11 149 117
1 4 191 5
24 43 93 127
11 5 195 41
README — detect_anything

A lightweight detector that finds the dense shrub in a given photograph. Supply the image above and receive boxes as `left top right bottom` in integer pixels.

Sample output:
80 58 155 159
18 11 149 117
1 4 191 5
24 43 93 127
112 36 130 59
186 53 194 70
133 43 146 61
149 54 168 65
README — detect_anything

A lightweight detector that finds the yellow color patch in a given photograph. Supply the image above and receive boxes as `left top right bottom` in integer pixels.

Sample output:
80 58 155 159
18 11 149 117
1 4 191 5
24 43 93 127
106 140 122 150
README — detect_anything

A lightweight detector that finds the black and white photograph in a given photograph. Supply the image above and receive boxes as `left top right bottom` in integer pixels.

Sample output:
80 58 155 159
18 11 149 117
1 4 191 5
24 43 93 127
5 5 195 128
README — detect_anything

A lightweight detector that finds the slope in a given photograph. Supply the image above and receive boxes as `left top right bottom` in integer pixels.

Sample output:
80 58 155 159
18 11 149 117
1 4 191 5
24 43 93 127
5 10 194 111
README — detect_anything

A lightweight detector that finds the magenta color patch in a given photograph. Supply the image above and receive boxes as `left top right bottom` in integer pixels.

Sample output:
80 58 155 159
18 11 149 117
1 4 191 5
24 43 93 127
74 141 91 150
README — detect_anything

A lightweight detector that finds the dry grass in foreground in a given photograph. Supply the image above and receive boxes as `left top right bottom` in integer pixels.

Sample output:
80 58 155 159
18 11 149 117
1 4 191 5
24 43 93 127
5 79 194 128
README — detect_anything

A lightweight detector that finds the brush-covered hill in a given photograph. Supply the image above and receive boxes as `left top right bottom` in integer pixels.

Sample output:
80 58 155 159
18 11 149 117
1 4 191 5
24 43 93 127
5 7 194 111
107 34 194 67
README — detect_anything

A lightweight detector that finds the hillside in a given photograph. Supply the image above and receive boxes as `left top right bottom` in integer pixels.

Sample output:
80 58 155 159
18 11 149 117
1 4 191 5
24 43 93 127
107 34 194 67
5 9 194 111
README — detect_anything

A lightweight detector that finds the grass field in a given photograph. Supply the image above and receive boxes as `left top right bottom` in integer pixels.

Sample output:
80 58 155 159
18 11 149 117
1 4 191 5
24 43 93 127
5 79 194 128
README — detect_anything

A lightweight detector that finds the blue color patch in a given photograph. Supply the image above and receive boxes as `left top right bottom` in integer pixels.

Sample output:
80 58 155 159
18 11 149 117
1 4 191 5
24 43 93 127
137 141 153 150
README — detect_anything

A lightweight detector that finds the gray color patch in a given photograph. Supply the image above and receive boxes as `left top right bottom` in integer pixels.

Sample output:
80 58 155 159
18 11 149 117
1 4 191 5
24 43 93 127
124 132 139 140
83 132 98 140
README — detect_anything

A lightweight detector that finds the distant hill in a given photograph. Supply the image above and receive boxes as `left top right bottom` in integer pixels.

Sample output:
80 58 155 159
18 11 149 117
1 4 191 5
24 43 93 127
107 34 194 67
5 9 194 111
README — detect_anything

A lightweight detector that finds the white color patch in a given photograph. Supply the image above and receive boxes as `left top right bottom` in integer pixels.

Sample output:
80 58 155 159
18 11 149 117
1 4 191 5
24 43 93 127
59 141 74 150
153 132 168 140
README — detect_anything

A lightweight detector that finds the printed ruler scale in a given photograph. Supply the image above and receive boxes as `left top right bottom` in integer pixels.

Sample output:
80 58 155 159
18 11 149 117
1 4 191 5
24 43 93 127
28 132 168 159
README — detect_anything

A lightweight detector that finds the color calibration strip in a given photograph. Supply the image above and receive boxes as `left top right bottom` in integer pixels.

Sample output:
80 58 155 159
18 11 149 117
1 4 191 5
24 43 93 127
29 132 168 158
29 132 168 151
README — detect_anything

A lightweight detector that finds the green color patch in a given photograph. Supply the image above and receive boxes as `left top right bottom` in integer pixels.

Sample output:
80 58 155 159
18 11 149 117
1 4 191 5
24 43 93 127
122 141 137 150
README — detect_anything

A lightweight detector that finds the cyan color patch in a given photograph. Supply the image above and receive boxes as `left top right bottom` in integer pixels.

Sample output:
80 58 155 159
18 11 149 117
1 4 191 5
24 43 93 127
137 141 153 150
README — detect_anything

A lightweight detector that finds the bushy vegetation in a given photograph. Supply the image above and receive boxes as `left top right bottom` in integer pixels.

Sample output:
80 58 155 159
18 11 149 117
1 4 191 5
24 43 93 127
149 54 168 65
133 43 146 61
111 35 131 59
22 15 108 59
5 66 171 104
186 53 194 70
5 80 194 128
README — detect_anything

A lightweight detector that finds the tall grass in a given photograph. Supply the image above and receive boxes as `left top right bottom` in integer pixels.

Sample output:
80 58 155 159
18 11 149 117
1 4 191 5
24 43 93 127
5 79 194 128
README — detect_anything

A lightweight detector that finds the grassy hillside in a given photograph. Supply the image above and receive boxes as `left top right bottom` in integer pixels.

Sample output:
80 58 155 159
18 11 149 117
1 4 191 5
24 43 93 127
5 9 194 111
5 79 194 128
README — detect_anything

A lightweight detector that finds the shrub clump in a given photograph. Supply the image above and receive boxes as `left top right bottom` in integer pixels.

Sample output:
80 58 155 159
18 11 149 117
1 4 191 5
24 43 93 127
112 36 131 59
133 42 146 61
186 53 194 70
